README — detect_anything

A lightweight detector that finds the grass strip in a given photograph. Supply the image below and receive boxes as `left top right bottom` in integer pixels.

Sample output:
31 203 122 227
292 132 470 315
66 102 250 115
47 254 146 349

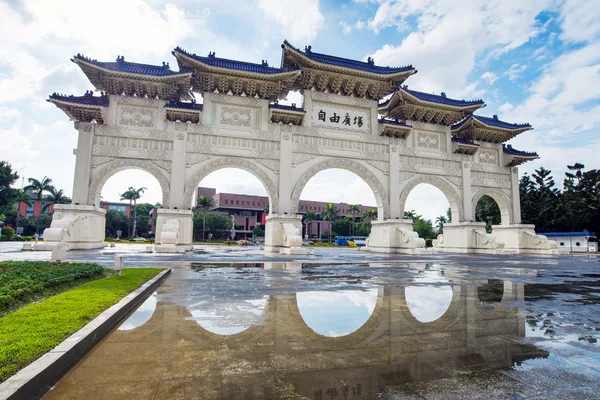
0 268 162 382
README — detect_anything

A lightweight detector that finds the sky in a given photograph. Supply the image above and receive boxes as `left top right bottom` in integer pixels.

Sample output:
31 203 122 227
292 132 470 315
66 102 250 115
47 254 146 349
1 0 599 223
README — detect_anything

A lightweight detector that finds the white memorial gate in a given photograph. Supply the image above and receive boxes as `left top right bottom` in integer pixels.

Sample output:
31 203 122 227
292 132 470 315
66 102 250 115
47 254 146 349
45 41 557 254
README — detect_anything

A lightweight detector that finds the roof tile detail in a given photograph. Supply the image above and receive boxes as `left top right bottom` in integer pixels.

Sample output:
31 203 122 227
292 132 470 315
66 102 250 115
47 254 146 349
48 91 109 107
73 54 188 76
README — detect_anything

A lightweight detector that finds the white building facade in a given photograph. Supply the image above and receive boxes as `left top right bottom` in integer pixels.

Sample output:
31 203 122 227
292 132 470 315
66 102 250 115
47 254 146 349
44 42 558 254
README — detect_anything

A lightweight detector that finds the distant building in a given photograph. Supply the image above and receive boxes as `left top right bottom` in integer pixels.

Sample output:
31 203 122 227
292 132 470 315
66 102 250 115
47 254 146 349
15 189 72 218
538 231 597 253
194 187 376 240
101 202 131 217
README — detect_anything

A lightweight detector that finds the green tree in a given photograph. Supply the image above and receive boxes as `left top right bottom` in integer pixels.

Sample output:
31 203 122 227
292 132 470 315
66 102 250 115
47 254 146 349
43 187 68 213
348 204 360 236
475 195 501 233
322 203 339 242
435 215 447 234
197 195 214 240
253 225 264 238
446 207 452 223
362 209 377 221
105 209 129 238
333 218 352 236
413 218 436 239
120 186 146 238
303 209 317 239
193 212 231 240
25 176 55 234
0 161 19 209
404 209 418 221
119 189 135 238
355 221 372 236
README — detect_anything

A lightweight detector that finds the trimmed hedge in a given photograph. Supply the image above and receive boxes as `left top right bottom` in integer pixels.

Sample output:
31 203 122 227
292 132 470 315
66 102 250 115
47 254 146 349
1 227 14 240
0 261 104 310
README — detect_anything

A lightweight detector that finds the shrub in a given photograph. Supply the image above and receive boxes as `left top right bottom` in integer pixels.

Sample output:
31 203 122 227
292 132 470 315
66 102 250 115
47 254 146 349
1 228 14 240
425 238 433 247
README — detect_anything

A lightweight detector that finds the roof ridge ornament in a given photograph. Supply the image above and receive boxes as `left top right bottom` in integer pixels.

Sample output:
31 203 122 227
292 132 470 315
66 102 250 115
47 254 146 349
304 45 312 54
208 51 216 59
493 114 498 120
116 55 125 63
367 57 374 66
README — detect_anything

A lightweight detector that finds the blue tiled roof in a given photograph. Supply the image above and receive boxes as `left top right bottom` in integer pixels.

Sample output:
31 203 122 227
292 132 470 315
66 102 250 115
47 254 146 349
451 136 479 146
174 47 298 75
378 118 411 127
503 144 538 157
402 87 484 108
269 103 305 112
282 40 414 75
48 91 109 106
453 114 531 130
539 231 596 238
164 99 203 111
73 54 188 77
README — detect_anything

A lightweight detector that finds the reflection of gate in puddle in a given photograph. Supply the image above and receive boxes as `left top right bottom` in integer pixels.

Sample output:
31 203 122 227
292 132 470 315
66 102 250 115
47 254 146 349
44 264 546 400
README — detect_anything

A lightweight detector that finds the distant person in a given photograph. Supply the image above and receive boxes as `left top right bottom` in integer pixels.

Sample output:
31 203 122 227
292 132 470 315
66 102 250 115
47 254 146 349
34 233 39 243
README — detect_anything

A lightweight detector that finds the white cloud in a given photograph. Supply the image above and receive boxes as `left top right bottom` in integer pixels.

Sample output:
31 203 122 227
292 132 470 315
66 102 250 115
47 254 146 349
258 0 324 44
481 71 498 85
367 1 552 93
504 63 528 80
559 0 600 43
499 102 514 113
339 21 353 34
355 20 366 29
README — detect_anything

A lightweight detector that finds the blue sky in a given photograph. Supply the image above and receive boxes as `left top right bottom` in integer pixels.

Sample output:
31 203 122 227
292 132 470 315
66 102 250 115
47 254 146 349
1 0 598 222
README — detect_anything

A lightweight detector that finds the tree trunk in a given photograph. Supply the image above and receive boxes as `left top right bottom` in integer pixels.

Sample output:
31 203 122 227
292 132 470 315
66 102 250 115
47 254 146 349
15 202 21 233
127 200 132 238
132 201 138 238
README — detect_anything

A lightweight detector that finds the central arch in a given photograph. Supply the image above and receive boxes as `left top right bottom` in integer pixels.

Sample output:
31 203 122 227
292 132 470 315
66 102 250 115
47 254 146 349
290 158 390 219
398 175 464 222
183 157 279 211
88 159 171 207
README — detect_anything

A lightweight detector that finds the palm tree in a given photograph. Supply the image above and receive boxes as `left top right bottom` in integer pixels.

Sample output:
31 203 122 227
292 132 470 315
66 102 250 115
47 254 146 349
43 187 68 213
120 188 135 238
362 209 377 221
25 176 55 234
348 204 360 236
435 215 448 234
198 195 214 240
129 186 146 238
303 209 316 239
322 203 339 243
404 209 418 221
13 189 31 234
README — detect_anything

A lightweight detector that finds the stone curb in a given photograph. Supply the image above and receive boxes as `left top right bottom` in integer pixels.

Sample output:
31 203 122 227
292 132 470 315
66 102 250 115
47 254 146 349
0 268 171 400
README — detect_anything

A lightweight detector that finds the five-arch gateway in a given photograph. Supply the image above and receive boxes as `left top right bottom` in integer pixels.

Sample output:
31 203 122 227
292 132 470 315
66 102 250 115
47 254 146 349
44 41 558 254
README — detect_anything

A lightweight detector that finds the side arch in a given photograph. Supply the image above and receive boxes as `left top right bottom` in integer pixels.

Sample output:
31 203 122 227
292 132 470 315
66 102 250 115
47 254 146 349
398 175 464 222
183 157 279 211
471 187 512 225
290 158 390 219
88 159 171 207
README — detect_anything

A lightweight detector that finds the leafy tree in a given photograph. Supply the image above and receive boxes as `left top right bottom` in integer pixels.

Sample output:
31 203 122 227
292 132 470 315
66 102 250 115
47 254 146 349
43 187 68 213
25 176 55 234
475 195 501 233
253 225 264 237
197 195 214 240
0 161 18 209
193 212 231 240
362 209 377 221
446 207 452 223
355 221 372 236
404 209 418 221
322 203 339 242
413 218 436 239
105 209 129 238
303 209 317 238
348 204 360 236
120 186 146 238
332 218 352 236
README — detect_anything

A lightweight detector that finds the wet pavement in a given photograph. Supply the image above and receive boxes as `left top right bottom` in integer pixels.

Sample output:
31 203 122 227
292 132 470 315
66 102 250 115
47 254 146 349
32 250 600 400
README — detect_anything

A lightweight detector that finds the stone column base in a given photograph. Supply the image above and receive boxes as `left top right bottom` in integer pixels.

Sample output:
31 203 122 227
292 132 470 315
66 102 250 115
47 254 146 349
264 214 303 254
365 220 427 255
491 224 565 255
155 209 193 253
36 204 108 251
434 222 504 254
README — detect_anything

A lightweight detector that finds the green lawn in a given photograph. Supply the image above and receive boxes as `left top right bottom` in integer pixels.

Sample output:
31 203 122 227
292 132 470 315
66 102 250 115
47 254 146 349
0 267 162 382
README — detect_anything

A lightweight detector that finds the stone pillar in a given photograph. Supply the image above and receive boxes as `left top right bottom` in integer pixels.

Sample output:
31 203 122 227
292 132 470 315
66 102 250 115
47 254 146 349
168 123 188 209
434 222 503 254
370 99 379 136
510 167 522 224
461 162 472 222
388 141 401 219
264 214 303 255
277 126 294 214
71 122 95 205
38 204 107 250
301 90 312 127
491 224 561 255
155 209 193 253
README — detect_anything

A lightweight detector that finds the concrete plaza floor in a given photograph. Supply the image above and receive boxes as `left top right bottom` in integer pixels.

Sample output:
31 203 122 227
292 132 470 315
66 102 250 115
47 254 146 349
2 243 600 399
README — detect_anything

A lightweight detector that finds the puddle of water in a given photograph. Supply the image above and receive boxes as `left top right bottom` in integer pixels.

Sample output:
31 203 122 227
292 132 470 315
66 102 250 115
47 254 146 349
43 261 600 399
